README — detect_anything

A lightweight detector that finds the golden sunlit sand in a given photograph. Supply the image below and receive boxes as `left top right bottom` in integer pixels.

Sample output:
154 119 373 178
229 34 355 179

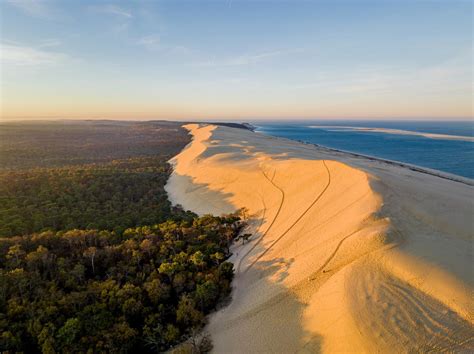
166 124 474 353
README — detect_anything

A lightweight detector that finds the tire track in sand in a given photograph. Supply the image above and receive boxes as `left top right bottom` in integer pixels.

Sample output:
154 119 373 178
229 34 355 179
243 160 331 273
309 227 363 280
236 166 285 274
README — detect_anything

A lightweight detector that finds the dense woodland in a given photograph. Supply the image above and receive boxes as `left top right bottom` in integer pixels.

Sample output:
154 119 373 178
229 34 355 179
0 157 177 237
0 121 190 238
0 121 245 352
0 120 190 170
0 215 243 352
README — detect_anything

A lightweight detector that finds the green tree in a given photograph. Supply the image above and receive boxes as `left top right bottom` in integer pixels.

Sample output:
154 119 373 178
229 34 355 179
57 318 81 350
176 295 203 328
190 251 206 270
195 280 219 311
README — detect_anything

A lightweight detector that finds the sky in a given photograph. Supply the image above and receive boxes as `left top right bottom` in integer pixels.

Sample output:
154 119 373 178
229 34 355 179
0 0 472 121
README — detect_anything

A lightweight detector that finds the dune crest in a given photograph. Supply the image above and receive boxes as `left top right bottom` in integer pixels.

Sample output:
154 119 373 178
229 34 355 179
165 124 474 353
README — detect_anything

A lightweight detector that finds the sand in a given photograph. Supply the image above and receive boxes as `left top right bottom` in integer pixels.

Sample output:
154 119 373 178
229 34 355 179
165 124 474 353
308 125 474 142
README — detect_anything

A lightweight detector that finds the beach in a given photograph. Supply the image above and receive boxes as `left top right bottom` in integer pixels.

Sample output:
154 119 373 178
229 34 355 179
165 124 474 353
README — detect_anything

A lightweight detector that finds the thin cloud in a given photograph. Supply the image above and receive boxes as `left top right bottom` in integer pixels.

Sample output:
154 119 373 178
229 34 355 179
38 39 62 48
193 50 293 67
92 4 132 18
169 45 191 55
135 36 191 56
0 42 68 66
111 22 130 34
6 0 51 18
287 55 472 98
137 35 160 50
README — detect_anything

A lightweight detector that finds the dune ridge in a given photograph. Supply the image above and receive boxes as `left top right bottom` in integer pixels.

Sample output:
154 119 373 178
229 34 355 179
165 124 474 353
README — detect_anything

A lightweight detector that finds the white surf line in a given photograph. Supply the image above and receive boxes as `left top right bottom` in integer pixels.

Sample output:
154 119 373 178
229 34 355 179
308 125 474 142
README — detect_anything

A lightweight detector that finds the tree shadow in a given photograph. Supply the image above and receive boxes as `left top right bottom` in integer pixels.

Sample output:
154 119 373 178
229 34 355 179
165 173 237 216
206 236 322 353
166 127 335 352
166 170 323 352
170 125 474 353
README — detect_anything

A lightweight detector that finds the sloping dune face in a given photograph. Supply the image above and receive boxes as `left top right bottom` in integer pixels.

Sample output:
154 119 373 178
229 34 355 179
165 124 474 353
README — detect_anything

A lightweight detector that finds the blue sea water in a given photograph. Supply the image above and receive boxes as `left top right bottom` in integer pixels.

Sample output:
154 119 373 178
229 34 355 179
254 121 474 179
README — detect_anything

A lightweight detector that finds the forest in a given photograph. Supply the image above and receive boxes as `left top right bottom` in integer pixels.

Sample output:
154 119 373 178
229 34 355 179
0 214 243 352
0 121 244 352
0 120 190 170
0 121 191 237
0 157 177 237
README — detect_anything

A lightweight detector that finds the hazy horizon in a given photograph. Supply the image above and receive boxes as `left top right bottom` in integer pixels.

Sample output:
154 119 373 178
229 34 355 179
1 0 472 120
1 117 474 123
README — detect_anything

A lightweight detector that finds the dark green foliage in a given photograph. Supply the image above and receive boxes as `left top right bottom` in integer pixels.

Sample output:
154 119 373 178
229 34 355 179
0 120 191 238
0 120 190 170
0 157 182 237
0 214 243 352
0 120 246 352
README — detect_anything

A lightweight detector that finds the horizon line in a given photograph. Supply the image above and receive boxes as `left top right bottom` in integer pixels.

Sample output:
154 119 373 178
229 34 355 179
1 117 473 123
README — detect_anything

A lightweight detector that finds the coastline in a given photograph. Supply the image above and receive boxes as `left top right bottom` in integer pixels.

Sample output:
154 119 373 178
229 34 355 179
165 124 474 353
306 125 474 142
254 130 474 187
287 136 473 186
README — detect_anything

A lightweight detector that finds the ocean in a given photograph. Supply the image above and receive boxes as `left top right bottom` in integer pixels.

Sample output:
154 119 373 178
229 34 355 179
254 120 474 180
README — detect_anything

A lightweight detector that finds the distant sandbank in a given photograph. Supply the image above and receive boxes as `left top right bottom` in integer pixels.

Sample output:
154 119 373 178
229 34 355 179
308 125 474 142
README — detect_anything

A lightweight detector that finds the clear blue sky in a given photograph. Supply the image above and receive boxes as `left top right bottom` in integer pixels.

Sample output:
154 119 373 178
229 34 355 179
1 0 472 120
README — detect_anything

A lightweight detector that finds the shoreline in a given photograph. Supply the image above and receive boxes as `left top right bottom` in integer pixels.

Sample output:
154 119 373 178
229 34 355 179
166 124 474 353
254 130 474 186
301 139 473 186
307 125 474 142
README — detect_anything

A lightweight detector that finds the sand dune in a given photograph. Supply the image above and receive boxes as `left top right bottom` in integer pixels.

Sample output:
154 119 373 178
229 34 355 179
165 124 474 353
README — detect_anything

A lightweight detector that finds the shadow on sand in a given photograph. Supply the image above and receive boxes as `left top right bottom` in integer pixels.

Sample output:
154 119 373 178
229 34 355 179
167 167 323 352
